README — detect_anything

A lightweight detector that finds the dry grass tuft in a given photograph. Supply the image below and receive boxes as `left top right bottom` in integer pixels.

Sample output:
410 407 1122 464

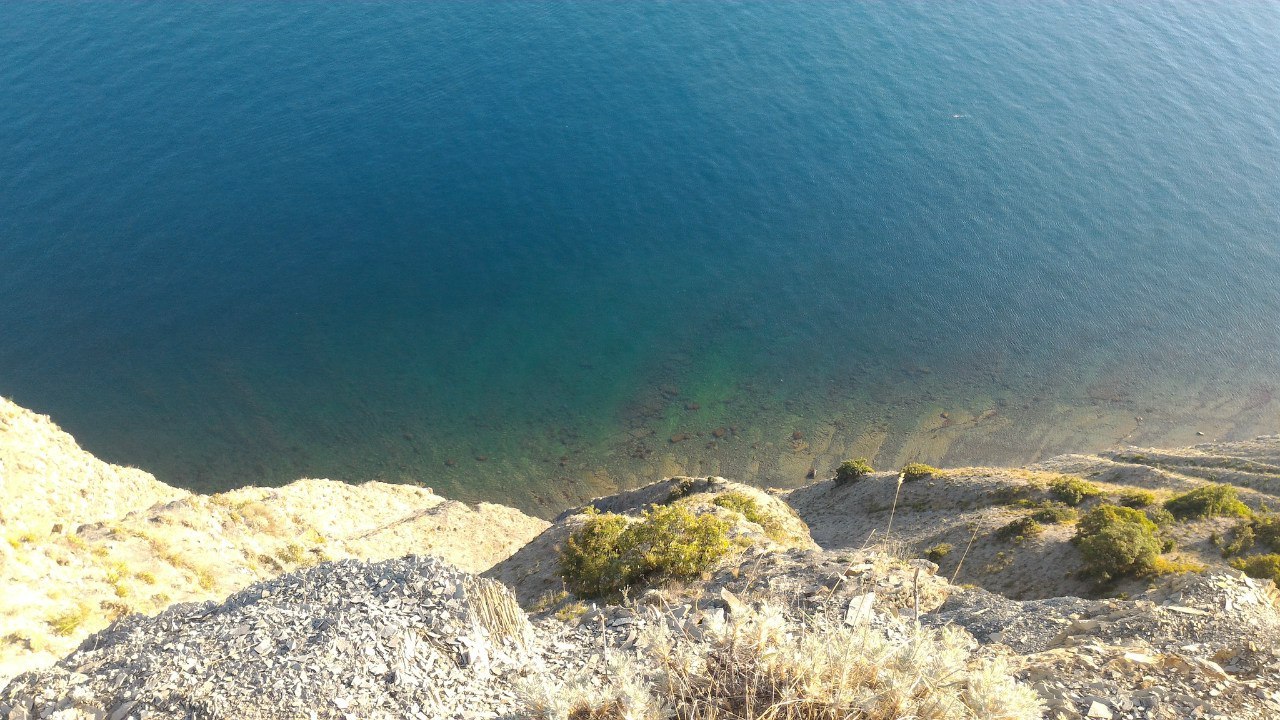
46 602 93 637
513 655 665 720
514 600 1043 720
642 603 1042 720
466 577 535 651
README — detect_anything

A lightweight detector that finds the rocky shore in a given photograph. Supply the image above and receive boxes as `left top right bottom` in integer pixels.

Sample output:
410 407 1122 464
3 397 1279 718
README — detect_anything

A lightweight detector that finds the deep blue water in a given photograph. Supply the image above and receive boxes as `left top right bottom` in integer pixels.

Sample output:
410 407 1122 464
2 2 1277 513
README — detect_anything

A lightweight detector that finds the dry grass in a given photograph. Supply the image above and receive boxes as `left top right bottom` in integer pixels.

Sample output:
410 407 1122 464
235 500 283 534
648 605 1041 720
46 602 93 637
465 578 535 651
514 655 665 720
514 600 1043 720
555 601 590 623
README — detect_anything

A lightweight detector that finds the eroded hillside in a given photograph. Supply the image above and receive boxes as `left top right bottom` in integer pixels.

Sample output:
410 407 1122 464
0 398 547 682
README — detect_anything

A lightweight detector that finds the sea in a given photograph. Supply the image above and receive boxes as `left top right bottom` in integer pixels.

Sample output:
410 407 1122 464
1 2 1277 514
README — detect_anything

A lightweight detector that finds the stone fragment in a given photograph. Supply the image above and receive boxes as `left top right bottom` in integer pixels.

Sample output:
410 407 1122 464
719 588 747 616
844 593 875 627
1085 700 1113 718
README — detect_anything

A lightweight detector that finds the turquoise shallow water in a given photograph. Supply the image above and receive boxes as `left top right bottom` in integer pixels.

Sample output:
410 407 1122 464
1 3 1277 513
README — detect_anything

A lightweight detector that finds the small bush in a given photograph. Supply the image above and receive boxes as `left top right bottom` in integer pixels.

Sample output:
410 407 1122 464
194 566 219 591
1150 556 1207 576
988 483 1040 507
1164 484 1250 521
1049 476 1103 507
712 491 786 542
1075 505 1163 581
622 505 732 580
900 462 939 481
559 506 731 599
1254 515 1280 551
982 550 1014 575
47 603 93 636
558 509 630 598
530 589 570 614
1215 514 1280 557
925 543 953 562
275 542 319 567
1144 506 1176 528
834 458 873 485
1030 504 1078 524
712 491 763 523
1118 490 1156 508
995 516 1042 542
665 477 697 503
1216 521 1256 557
554 601 589 623
1232 554 1280 583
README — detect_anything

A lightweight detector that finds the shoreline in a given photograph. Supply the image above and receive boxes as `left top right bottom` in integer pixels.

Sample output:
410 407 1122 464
4 393 1280 715
12 356 1274 519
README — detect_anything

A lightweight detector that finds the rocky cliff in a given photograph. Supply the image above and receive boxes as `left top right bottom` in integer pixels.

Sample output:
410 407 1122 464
2 397 1279 719
0 398 547 682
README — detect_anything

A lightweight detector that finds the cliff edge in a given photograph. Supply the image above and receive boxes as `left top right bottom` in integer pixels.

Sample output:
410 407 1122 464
3 398 1280 718
0 398 547 682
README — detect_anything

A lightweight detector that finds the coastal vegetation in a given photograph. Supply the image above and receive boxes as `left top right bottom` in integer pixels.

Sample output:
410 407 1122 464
1048 476 1104 507
1231 554 1280 584
995 516 1043 543
833 458 873 485
925 542 953 562
1118 490 1156 508
900 462 940 481
1074 505 1163 581
1029 504 1078 524
558 506 730 599
711 491 787 542
6 395 1280 717
1164 483 1251 520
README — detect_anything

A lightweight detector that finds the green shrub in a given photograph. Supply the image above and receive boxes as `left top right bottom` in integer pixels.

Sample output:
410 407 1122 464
1231 554 1280 583
622 505 732 582
1030 504 1078 524
1150 556 1207 576
1048 476 1103 507
834 458 873 485
900 462 939 481
712 491 763 521
988 484 1041 507
995 516 1042 542
925 543 953 562
1215 514 1280 557
1215 521 1255 557
558 505 731 599
1143 506 1176 528
1164 484 1250 521
1118 490 1156 508
558 509 629 598
554 601 589 623
1254 515 1280 551
1074 505 1163 581
665 477 698 503
712 491 785 541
